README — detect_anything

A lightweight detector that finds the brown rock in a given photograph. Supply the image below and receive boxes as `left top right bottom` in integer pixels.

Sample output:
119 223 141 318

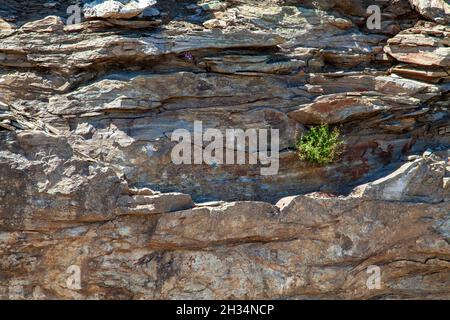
0 18 15 31
0 0 449 300
83 0 157 20
352 151 447 203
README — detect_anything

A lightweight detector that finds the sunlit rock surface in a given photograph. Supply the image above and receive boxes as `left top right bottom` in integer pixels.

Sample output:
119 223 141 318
0 0 448 299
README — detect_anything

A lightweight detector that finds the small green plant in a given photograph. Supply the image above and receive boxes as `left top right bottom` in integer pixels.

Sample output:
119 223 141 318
296 124 343 165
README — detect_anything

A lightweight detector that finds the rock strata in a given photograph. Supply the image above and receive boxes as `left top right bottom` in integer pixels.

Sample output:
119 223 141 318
0 0 448 299
83 0 157 19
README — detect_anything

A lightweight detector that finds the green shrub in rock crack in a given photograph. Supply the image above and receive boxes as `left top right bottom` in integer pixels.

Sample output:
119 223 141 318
296 124 343 165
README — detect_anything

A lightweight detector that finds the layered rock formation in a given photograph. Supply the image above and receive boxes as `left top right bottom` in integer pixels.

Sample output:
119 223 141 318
0 0 449 299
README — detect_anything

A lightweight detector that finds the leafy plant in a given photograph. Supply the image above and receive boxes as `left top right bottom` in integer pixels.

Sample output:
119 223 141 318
296 124 343 165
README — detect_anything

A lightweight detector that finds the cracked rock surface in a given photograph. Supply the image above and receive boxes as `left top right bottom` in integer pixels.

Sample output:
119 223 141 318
0 0 449 299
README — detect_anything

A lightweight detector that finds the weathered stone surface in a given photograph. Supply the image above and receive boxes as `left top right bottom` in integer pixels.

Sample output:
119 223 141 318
0 0 449 300
408 0 450 24
0 136 448 299
83 0 157 19
118 192 195 215
21 15 65 33
0 23 284 72
289 93 391 124
353 151 447 203
390 63 449 83
0 18 15 31
47 71 303 115
385 23 450 67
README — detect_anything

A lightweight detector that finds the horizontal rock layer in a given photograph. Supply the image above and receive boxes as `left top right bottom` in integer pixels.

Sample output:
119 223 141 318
0 130 449 299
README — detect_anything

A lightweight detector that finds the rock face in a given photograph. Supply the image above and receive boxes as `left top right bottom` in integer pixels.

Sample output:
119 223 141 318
83 0 157 19
408 0 450 24
0 0 449 300
353 151 448 203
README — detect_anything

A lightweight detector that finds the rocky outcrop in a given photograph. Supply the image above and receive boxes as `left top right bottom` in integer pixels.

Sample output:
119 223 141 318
385 22 449 68
83 0 157 20
0 133 449 299
0 0 449 299
353 150 448 203
408 0 450 24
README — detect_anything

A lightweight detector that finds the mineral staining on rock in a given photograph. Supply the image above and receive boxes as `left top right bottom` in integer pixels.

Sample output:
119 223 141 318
0 0 449 299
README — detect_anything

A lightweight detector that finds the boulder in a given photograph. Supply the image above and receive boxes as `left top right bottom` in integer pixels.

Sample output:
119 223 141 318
83 0 157 19
288 93 390 124
0 0 449 300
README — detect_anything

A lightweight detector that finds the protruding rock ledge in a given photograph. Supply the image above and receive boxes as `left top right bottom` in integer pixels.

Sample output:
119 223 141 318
352 151 448 203
408 0 450 24
83 0 157 20
385 22 450 67
0 0 449 300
